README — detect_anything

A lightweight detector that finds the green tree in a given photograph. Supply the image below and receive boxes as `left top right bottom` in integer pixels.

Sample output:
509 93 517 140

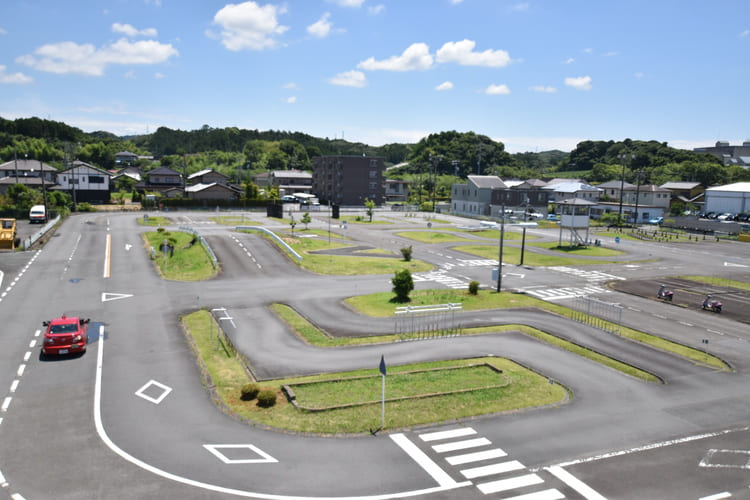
391 269 414 303
301 211 311 229
364 198 375 222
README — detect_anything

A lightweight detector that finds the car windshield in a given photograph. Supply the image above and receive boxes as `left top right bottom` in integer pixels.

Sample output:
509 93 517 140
49 323 78 334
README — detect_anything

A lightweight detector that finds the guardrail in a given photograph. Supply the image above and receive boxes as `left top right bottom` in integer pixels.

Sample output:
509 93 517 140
23 215 61 249
178 226 217 268
235 225 302 261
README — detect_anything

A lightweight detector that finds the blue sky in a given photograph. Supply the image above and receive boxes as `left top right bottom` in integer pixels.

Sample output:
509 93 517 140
1 0 748 153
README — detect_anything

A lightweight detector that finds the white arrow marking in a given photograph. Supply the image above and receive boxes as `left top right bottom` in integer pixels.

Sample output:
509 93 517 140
101 292 133 302
125 244 132 251
724 261 748 267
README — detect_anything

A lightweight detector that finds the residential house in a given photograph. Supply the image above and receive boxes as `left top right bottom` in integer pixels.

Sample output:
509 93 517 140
660 182 705 213
115 151 139 166
451 175 506 217
58 160 113 203
270 170 313 197
385 179 411 202
312 156 386 206
0 158 58 194
188 169 230 185
542 181 601 203
185 183 242 201
135 166 183 195
596 180 635 202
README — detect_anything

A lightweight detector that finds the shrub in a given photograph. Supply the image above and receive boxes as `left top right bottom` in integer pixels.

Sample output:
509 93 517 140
391 268 414 303
400 245 412 261
240 383 260 401
156 227 166 233
257 389 277 407
468 280 480 295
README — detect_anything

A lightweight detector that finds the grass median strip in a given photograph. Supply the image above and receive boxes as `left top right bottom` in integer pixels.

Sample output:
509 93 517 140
181 311 568 434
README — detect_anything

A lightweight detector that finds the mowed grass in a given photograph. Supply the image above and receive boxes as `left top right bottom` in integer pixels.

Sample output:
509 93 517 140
181 310 568 434
137 215 171 227
280 234 433 275
143 230 217 281
680 275 750 292
454 244 625 266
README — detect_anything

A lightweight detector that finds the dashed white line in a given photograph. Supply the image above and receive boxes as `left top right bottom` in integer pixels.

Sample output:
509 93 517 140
28 340 36 348
679 321 694 327
2 397 11 412
23 352 31 362
0 468 7 486
10 380 19 393
16 365 25 377
700 493 731 500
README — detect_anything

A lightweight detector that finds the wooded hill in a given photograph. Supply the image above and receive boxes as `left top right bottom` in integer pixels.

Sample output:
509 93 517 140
1 116 744 188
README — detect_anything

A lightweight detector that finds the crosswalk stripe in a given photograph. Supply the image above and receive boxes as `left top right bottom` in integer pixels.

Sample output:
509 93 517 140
420 428 477 442
503 488 566 500
477 473 544 494
460 460 525 479
433 437 492 453
446 448 507 465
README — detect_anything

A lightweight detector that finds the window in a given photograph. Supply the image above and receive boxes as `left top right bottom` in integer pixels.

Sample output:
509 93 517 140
89 175 105 184
369 170 378 178
369 182 377 190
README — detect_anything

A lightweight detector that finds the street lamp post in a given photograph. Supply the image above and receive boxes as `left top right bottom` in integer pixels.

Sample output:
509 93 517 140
633 169 642 226
496 201 505 293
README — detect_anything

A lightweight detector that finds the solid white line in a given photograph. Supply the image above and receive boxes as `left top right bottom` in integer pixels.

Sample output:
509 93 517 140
503 489 565 500
103 233 111 278
700 492 731 500
2 397 11 411
546 466 606 500
433 437 491 453
93 330 470 499
460 460 525 479
10 380 19 393
389 433 465 488
553 426 750 468
446 448 507 465
477 473 543 495
419 428 476 442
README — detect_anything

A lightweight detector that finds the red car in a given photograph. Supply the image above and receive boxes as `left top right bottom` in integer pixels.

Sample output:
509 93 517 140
42 315 90 356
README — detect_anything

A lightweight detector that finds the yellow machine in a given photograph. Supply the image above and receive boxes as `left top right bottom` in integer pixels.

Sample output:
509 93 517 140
0 218 18 249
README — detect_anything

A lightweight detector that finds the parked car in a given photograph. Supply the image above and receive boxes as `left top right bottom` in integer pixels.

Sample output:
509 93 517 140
546 214 560 221
42 315 90 356
281 195 297 202
648 216 664 225
29 204 47 224
717 213 734 221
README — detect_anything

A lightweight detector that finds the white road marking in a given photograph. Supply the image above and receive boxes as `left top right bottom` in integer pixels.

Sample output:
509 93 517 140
16 365 25 377
477 473 543 494
23 352 30 362
10 380 19 393
460 460 525 479
93 332 473 498
554 426 750 468
11 493 26 500
101 292 133 302
28 340 36 348
2 397 11 412
546 465 606 499
134 380 173 404
419 428 476 442
432 437 492 453
446 448 507 465
700 492 731 500
390 433 468 488
503 489 565 500
0 468 6 486
203 444 278 464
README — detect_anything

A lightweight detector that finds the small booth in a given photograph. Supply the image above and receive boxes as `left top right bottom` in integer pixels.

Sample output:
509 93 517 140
556 198 595 247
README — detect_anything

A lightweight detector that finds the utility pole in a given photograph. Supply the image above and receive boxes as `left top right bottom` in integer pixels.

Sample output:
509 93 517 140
496 201 505 293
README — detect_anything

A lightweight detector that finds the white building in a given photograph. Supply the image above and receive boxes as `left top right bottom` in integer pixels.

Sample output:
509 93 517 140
704 183 750 214
58 161 112 203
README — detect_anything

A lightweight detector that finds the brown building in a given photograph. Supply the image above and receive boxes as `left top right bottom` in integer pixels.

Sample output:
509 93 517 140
312 155 386 206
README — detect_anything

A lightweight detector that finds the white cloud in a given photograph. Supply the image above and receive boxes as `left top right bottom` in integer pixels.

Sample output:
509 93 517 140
329 0 365 7
509 3 530 12
286 96 297 104
282 82 299 89
368 4 385 15
564 57 575 64
634 72 644 79
154 72 165 79
436 39 511 67
450 0 464 4
530 85 556 93
564 75 592 90
485 84 510 95
603 51 618 57
0 28 7 35
0 65 33 84
212 2 288 51
435 81 453 91
357 43 433 71
583 48 593 54
16 38 178 76
112 23 158 38
124 70 136 79
307 13 332 38
740 29 749 37
329 70 366 87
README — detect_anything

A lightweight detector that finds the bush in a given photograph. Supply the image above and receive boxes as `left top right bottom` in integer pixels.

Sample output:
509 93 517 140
257 389 277 407
391 268 414 303
468 280 480 295
240 383 260 401
400 245 412 261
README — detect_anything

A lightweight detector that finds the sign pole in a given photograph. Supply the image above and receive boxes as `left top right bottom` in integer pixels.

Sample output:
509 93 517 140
379 355 386 430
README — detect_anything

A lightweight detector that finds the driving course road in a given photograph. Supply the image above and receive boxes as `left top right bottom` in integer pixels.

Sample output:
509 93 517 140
2 211 750 500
